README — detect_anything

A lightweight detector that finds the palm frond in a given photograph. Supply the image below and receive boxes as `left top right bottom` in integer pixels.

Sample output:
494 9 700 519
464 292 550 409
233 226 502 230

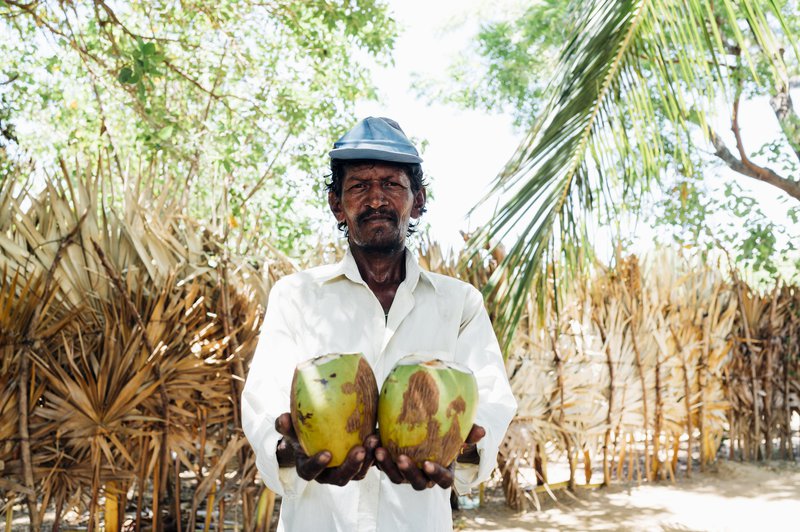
467 0 795 351
0 155 291 526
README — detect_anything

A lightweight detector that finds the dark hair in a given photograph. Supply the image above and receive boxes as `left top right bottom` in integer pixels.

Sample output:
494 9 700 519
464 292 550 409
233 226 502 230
326 159 428 236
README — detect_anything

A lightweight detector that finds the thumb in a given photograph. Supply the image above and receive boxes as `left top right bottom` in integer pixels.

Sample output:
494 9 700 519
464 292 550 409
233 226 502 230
275 412 298 441
465 424 485 445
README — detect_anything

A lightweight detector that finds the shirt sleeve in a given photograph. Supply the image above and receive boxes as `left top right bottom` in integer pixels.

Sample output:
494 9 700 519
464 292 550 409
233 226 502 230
241 278 309 498
453 285 517 493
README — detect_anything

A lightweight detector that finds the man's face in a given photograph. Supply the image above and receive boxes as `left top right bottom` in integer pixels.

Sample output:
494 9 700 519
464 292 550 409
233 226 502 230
328 162 426 253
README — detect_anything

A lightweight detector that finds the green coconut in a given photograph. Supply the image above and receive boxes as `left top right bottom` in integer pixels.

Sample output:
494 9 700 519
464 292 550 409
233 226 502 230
290 352 378 467
378 356 478 467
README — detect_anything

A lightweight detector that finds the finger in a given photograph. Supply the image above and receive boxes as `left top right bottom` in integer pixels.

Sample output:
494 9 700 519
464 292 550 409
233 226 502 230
397 455 428 491
374 447 405 484
465 424 486 445
296 450 332 481
318 446 366 486
423 461 454 489
276 413 304 467
353 435 379 481
275 412 297 440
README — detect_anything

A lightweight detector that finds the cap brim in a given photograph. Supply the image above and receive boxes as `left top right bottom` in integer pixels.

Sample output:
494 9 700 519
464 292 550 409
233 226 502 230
329 147 423 164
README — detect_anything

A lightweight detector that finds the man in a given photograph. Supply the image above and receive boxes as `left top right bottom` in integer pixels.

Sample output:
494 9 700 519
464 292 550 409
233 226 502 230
241 117 516 531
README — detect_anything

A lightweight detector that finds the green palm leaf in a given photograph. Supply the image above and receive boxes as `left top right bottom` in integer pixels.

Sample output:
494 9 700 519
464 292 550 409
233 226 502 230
467 0 795 351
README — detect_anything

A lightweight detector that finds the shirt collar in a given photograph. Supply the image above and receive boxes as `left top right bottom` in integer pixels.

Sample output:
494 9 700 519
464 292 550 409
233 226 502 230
319 245 439 294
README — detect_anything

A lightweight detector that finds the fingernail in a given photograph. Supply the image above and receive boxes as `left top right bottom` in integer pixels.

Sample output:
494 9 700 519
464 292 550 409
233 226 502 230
424 462 435 474
355 449 365 461
375 449 385 460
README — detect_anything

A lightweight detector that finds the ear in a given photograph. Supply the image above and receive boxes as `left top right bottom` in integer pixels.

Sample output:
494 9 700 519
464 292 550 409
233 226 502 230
411 188 426 219
328 191 345 223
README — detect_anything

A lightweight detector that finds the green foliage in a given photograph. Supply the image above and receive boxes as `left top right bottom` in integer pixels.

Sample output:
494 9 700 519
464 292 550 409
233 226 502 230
0 0 397 257
415 0 577 128
653 177 800 284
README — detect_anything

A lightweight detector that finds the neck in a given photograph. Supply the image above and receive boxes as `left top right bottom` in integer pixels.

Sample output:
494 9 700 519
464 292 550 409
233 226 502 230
349 241 406 286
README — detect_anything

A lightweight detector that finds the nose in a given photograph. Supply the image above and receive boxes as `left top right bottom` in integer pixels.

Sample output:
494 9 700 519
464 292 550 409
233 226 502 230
366 183 387 208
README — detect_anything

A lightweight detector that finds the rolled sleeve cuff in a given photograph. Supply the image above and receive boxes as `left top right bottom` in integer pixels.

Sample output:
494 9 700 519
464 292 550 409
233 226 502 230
454 437 499 493
454 461 480 494
277 465 310 500
254 429 285 495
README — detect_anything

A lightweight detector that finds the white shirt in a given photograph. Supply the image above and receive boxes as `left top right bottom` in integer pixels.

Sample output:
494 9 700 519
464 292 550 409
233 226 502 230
241 247 517 532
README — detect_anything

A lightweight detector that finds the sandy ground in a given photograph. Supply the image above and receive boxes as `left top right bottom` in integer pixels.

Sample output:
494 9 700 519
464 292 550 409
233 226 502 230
453 461 800 532
10 460 798 530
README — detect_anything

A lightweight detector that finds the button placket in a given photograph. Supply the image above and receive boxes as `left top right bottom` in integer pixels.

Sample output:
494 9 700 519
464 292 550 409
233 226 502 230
380 283 414 355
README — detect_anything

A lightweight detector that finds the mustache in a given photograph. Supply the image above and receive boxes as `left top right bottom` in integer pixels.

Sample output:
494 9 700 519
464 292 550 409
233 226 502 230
357 208 398 224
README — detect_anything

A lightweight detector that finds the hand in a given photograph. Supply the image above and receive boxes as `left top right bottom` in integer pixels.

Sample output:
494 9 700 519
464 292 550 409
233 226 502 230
274 412 378 486
456 424 486 465
374 424 486 490
373 449 454 490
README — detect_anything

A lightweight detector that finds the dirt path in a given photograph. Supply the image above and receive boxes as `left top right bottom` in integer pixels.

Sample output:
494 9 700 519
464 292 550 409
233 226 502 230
454 461 800 531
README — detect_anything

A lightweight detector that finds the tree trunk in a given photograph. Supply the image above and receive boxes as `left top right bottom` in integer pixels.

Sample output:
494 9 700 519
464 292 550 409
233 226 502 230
105 481 121 532
582 448 591 485
535 443 547 485
783 337 794 459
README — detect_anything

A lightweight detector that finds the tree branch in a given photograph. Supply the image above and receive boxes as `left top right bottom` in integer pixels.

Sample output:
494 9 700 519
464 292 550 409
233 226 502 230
697 65 800 200
769 85 800 163
93 0 184 45
706 125 800 201
163 59 220 99
741 16 800 164
183 42 230 188
240 130 291 205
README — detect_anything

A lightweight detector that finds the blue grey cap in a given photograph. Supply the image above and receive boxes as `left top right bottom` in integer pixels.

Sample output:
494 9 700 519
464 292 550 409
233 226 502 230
329 117 423 164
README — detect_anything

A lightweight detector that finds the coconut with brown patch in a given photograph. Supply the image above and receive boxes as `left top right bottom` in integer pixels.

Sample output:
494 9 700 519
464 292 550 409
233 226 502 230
290 353 378 467
378 356 478 467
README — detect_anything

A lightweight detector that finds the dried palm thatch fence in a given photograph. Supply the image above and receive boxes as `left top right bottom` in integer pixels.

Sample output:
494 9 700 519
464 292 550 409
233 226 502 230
422 239 799 511
728 281 800 462
2 160 798 527
0 160 295 531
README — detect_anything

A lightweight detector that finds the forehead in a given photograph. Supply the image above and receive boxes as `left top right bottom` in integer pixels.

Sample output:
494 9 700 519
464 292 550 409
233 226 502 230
342 162 410 182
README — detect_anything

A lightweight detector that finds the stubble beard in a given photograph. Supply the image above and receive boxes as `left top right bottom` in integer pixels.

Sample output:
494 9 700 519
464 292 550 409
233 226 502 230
350 227 406 254
349 208 408 253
